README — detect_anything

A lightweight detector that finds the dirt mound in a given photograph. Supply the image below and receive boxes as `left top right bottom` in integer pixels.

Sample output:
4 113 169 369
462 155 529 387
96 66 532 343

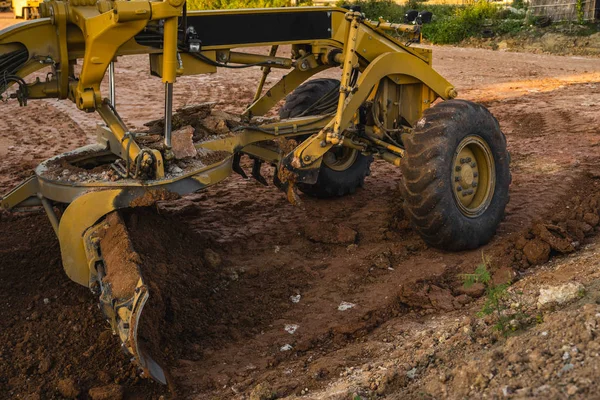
492 181 600 272
386 175 600 317
463 30 600 57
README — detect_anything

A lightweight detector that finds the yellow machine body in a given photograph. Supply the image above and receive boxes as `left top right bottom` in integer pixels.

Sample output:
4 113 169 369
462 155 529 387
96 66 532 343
12 0 41 19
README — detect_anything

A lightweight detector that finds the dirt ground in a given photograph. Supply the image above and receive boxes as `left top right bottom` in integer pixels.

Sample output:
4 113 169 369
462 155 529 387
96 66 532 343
0 12 14 30
2 15 600 399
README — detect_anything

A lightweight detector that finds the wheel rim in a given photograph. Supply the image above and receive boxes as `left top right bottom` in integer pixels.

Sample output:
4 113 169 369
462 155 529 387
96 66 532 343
323 147 358 172
452 135 495 217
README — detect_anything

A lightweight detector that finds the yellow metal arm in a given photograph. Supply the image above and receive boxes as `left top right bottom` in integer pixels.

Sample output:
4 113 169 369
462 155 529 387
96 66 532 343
285 50 456 174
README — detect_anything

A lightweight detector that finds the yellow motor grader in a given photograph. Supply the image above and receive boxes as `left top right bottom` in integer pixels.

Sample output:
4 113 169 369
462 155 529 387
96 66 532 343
0 0 510 384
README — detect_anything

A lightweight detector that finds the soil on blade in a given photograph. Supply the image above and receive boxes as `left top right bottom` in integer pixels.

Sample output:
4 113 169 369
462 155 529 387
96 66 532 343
99 212 143 300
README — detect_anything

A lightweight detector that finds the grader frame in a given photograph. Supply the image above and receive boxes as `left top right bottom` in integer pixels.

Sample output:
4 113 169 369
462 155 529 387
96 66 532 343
1 1 458 383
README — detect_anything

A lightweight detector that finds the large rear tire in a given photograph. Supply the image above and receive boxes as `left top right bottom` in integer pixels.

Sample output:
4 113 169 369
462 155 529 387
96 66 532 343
279 78 373 198
400 100 511 251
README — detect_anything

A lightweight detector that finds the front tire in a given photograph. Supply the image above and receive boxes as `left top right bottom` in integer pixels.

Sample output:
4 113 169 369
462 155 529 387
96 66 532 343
400 100 511 251
279 78 373 198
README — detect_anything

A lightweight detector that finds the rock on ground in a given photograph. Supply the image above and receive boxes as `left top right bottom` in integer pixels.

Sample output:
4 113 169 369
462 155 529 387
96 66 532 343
250 382 275 400
537 282 584 309
523 238 551 265
171 125 197 159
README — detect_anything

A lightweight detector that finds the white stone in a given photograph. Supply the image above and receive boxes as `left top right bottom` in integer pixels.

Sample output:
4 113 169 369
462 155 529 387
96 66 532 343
406 367 417 379
338 301 356 311
284 324 299 334
537 282 584 309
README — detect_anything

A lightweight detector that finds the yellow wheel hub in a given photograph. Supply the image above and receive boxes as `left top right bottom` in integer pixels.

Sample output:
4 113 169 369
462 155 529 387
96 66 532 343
452 135 495 217
323 147 358 172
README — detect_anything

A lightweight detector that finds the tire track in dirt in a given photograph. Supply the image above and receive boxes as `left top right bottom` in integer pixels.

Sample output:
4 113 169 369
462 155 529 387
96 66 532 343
0 102 89 193
487 84 600 234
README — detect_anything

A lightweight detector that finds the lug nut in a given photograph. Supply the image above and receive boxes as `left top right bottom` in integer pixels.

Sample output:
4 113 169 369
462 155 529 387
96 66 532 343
471 162 476 168
466 157 472 163
455 176 460 182
472 182 477 188
460 158 465 163
455 166 461 172
473 172 478 178
457 186 462 192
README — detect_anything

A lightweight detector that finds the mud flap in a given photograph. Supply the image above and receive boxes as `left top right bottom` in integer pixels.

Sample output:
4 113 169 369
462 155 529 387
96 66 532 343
83 212 167 384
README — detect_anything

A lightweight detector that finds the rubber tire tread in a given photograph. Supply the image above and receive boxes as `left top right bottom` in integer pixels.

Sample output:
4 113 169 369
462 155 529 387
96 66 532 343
279 78 373 198
399 99 511 251
279 78 341 119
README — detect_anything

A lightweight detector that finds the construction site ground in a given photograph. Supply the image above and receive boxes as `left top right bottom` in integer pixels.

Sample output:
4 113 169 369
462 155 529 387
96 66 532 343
2 13 600 399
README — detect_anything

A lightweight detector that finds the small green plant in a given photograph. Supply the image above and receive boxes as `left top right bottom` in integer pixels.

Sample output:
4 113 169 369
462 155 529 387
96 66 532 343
461 253 529 336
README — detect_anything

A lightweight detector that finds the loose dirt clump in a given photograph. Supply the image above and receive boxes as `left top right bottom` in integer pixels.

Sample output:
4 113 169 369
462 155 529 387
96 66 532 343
98 212 142 300
144 103 240 143
88 383 125 400
129 189 181 207
42 157 115 182
491 179 600 272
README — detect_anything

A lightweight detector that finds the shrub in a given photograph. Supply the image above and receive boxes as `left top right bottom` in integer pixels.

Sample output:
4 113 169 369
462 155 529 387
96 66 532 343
343 0 526 44
422 1 501 44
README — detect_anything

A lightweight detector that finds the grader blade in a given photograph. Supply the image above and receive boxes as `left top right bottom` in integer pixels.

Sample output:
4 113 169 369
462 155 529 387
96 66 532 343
84 212 167 384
